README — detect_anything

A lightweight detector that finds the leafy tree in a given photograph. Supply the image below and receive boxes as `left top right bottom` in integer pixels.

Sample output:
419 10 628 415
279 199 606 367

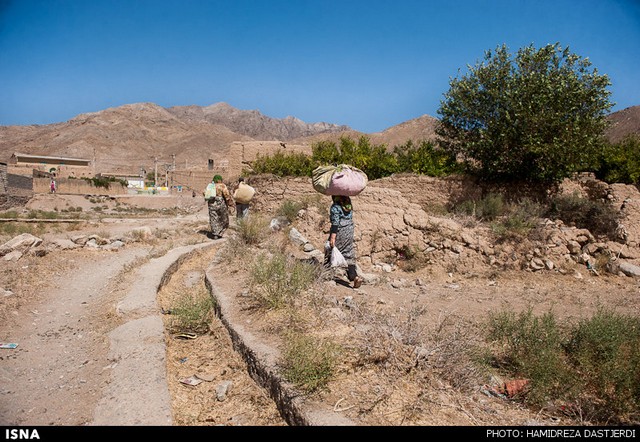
251 150 315 177
595 135 640 187
393 140 461 176
436 43 613 184
311 136 397 180
248 135 464 180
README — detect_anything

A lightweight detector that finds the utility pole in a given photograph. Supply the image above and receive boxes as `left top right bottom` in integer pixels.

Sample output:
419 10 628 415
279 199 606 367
154 157 158 188
171 154 176 189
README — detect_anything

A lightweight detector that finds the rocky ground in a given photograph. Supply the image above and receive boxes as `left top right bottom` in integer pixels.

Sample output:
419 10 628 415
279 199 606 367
0 189 639 428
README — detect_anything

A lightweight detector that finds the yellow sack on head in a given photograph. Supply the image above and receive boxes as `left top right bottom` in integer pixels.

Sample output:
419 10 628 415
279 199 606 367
312 165 336 195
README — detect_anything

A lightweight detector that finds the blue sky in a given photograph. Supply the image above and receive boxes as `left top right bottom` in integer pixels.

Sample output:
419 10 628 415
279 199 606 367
1 0 639 133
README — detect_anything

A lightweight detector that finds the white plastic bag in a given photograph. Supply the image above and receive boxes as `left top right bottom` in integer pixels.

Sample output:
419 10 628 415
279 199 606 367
330 246 348 267
204 182 216 200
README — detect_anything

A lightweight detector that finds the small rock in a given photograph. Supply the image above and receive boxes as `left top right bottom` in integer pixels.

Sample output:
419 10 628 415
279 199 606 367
216 380 233 401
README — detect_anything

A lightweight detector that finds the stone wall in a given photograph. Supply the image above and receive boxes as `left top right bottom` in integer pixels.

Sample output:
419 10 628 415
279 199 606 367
171 170 232 196
7 174 33 197
224 141 312 178
0 163 7 194
33 177 128 195
248 174 640 273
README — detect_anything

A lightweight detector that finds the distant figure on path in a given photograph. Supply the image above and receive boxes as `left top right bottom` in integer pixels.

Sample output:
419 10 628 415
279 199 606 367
233 177 255 220
50 179 56 193
203 175 234 239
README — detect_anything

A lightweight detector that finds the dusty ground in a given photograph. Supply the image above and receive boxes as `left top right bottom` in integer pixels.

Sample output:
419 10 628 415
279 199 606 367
1 192 639 427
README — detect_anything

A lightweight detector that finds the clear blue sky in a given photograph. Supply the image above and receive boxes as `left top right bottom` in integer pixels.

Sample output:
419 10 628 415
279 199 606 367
1 0 639 133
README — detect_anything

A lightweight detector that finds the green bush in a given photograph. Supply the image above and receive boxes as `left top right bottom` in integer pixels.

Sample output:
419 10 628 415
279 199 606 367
436 43 613 184
276 199 304 223
396 244 430 272
168 287 215 335
0 211 19 219
453 193 505 221
596 135 640 187
547 193 621 239
492 198 544 239
81 176 127 189
487 308 572 405
393 140 461 177
566 309 640 422
247 135 462 180
249 251 319 310
281 331 341 393
25 210 61 219
311 136 398 180
251 150 315 177
235 215 270 245
0 222 36 237
485 307 640 424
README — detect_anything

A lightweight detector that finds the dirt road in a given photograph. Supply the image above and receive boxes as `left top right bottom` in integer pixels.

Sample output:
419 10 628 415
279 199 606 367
0 209 285 427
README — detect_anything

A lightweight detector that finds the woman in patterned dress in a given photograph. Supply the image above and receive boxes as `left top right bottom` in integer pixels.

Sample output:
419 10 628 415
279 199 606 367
204 175 234 239
324 195 362 288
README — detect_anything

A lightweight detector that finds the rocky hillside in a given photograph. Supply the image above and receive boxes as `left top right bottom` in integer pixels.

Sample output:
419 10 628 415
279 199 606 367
290 114 440 148
605 105 640 143
166 102 350 141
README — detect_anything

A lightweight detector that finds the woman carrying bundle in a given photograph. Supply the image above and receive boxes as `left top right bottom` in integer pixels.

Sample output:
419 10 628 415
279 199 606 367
324 195 362 289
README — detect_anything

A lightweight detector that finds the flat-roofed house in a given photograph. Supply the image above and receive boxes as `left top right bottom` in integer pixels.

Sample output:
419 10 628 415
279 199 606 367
99 172 145 189
9 152 93 178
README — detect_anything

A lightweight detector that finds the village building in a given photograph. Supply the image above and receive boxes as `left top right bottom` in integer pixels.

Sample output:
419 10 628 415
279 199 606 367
98 172 145 190
9 152 94 178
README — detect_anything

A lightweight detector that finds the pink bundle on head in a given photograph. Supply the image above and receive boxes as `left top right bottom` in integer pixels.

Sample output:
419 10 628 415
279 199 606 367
312 164 368 196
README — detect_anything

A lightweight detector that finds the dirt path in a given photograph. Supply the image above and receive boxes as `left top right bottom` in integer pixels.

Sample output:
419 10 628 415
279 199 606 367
0 247 148 425
0 212 287 427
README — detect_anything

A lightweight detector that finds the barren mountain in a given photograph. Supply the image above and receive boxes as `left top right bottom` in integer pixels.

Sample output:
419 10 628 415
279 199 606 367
0 102 353 173
370 114 439 147
166 102 351 141
605 105 640 143
288 114 440 149
0 103 255 172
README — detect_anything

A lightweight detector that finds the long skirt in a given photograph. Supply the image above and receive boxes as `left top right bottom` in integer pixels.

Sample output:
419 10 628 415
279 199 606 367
208 197 229 237
324 218 357 281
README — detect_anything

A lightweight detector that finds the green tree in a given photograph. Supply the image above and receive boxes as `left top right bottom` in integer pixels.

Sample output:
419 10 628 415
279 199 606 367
436 43 613 184
311 136 397 180
393 140 461 176
596 135 640 187
252 150 315 177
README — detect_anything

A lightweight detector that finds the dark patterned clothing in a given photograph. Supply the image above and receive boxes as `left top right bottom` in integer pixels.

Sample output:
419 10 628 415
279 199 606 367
324 199 357 281
205 182 234 238
208 196 229 237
